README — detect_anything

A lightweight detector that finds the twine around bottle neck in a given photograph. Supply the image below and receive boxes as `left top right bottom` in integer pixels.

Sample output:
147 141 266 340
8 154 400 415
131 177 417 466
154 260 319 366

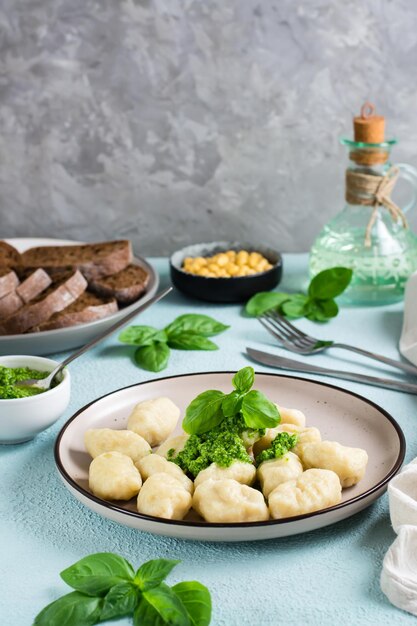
345 166 408 247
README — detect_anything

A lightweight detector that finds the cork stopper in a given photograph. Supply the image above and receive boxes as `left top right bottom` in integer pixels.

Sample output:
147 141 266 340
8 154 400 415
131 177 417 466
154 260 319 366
353 102 385 143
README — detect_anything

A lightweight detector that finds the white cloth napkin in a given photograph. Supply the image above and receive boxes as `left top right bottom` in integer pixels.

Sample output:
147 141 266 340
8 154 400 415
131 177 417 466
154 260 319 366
381 459 417 615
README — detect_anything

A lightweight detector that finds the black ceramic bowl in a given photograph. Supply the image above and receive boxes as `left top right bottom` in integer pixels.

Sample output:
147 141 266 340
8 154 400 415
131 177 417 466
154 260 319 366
170 241 283 303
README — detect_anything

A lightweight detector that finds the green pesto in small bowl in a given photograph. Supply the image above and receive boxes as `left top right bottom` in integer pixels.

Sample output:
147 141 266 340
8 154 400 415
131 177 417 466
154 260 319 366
0 366 50 399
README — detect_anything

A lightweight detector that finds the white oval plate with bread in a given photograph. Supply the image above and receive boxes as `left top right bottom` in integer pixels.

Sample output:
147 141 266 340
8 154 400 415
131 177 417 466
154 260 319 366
0 238 159 356
55 371 405 542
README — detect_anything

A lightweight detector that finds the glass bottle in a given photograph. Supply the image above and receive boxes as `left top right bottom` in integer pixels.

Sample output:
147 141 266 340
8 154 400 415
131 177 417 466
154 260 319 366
309 138 417 305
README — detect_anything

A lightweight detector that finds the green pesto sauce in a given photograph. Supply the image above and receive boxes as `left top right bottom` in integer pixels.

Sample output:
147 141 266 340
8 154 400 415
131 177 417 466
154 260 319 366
169 414 261 478
255 432 299 466
0 366 49 399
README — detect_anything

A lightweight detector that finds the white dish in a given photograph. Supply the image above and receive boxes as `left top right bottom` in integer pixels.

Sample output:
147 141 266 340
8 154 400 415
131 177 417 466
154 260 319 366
55 371 405 542
0 355 71 444
0 238 159 356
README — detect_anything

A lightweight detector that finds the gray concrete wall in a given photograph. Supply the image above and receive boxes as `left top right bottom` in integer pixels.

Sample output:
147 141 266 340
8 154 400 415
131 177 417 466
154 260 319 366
1 0 417 255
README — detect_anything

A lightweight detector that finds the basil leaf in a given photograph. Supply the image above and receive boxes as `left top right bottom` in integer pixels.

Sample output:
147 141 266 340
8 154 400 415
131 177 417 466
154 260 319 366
221 391 243 417
134 559 181 591
241 390 280 429
280 294 309 319
100 582 139 620
167 333 218 351
34 591 103 626
172 581 212 626
308 267 353 300
183 390 225 434
232 366 254 393
245 292 289 317
306 298 338 322
60 553 134 597
134 598 166 626
165 314 229 337
142 583 191 626
118 326 167 346
135 343 170 372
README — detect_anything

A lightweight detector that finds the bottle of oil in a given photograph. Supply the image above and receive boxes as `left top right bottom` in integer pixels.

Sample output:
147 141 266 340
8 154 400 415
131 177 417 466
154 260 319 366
309 103 417 305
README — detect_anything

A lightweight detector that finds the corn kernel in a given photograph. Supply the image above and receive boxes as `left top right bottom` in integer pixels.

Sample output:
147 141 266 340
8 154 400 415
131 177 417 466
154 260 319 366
225 263 239 276
236 250 249 266
215 253 228 267
226 250 236 259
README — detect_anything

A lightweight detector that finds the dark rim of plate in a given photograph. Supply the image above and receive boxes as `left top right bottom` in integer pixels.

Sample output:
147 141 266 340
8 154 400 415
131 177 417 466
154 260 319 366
54 371 405 529
170 241 282 279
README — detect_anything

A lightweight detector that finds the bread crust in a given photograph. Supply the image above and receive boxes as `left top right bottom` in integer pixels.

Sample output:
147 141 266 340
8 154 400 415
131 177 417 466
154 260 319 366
32 292 118 331
20 240 133 281
0 268 19 299
0 270 88 335
16 268 52 304
0 241 21 266
89 264 150 304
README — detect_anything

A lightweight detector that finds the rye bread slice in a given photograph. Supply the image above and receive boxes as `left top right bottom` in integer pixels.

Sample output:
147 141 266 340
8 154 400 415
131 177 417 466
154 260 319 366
0 291 23 319
16 268 52 304
0 270 87 335
0 268 19 299
89 264 150 305
20 240 133 281
0 241 21 266
32 292 118 331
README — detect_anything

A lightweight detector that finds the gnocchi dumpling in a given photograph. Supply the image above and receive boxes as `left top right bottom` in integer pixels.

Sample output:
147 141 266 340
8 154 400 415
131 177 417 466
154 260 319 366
89 451 142 501
127 397 180 447
193 479 269 523
268 469 342 519
136 454 193 494
275 405 306 428
137 473 192 520
84 428 151 464
156 434 189 459
257 452 303 498
194 461 256 488
298 441 368 487
292 427 322 456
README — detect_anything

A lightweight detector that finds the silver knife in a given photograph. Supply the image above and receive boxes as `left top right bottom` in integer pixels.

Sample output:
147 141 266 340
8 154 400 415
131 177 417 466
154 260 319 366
246 347 417 395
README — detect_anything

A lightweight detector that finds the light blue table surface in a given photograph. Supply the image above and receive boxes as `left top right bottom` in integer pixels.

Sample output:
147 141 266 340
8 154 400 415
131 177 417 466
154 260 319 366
1 254 416 626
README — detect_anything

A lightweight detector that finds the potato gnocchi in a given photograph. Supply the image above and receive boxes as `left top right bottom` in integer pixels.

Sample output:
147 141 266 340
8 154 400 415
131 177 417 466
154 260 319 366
84 396 368 524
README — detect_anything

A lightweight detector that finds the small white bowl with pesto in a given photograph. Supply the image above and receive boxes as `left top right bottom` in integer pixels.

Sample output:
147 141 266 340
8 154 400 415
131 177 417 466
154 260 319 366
0 355 70 444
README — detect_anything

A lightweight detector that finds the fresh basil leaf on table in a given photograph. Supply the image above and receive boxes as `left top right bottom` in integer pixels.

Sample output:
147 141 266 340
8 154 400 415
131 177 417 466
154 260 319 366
244 266 352 322
34 554 212 626
33 591 103 626
164 314 229 337
100 582 139 621
60 552 134 596
172 581 212 626
308 267 353 300
167 333 219 351
119 313 228 372
134 559 181 591
119 326 168 346
135 342 171 372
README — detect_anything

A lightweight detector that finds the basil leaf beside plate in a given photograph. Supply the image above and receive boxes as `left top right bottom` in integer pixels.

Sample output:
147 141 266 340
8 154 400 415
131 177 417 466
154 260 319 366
165 314 229 338
141 583 191 626
167 333 219 351
100 582 139 621
308 267 353 300
172 581 212 626
33 592 103 626
60 553 134 597
245 292 289 317
135 343 171 372
134 559 181 592
118 326 168 346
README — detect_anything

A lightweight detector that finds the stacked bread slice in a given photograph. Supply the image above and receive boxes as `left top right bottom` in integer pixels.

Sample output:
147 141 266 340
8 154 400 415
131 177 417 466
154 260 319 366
0 240 150 335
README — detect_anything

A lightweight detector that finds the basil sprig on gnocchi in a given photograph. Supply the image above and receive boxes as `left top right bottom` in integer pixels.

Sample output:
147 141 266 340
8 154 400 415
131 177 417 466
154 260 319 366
183 366 280 435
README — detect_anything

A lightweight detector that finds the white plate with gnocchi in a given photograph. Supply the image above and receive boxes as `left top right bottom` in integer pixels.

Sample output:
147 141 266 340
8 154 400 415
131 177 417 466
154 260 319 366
54 371 405 542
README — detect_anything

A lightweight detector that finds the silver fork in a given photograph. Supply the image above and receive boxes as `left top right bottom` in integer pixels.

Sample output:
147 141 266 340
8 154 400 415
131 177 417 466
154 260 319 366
258 310 417 376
